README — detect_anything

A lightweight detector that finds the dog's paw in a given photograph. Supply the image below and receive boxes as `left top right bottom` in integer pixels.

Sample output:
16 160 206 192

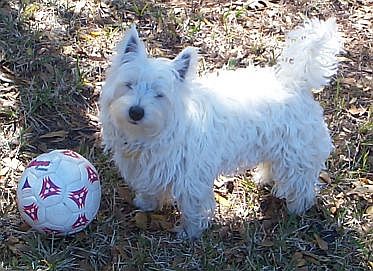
133 194 158 212
173 222 202 241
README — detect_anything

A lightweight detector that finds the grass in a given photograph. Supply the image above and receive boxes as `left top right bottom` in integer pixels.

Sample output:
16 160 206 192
1 0 372 270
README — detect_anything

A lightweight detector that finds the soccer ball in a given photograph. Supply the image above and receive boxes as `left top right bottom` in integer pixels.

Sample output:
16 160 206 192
16 149 101 235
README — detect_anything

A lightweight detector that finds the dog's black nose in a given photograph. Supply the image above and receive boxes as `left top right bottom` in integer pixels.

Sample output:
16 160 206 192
128 105 144 121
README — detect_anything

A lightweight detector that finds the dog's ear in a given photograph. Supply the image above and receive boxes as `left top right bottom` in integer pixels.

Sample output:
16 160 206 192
118 25 147 63
173 47 198 81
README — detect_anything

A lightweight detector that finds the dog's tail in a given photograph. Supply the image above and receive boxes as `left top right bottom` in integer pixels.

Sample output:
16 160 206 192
275 18 342 92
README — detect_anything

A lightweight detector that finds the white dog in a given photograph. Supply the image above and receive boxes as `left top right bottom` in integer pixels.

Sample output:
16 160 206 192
99 18 341 239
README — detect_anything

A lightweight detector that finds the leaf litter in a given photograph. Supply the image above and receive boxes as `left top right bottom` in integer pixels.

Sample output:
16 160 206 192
0 0 372 270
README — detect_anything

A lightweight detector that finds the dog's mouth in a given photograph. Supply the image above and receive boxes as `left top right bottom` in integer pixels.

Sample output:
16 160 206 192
128 120 139 125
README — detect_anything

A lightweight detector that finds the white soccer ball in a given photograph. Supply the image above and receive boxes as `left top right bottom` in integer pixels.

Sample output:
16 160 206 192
16 149 101 235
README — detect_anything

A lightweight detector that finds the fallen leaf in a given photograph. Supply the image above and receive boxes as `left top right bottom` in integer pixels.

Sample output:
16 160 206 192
341 77 356 85
39 130 68 139
365 206 373 216
150 214 173 230
215 193 230 207
330 206 337 214
1 157 22 172
18 222 31 232
347 185 373 196
117 186 133 203
78 259 94 271
337 56 353 62
349 97 357 104
89 31 101 37
74 0 86 14
134 212 148 230
292 251 304 264
348 106 367 116
260 239 274 247
314 233 328 251
0 166 9 176
6 236 19 245
359 178 372 185
319 171 331 184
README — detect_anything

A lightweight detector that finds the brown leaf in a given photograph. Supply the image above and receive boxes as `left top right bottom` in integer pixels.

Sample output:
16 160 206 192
292 251 303 262
359 178 372 185
39 130 68 140
215 193 230 207
348 105 367 116
134 212 148 230
314 233 328 251
319 171 331 184
330 206 337 214
341 77 356 85
78 260 94 271
347 184 373 196
6 236 19 245
150 214 173 230
117 186 133 203
18 222 31 232
260 239 274 247
337 56 353 62
365 206 373 216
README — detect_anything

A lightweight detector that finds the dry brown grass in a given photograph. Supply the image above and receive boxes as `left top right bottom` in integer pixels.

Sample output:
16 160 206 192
0 0 372 270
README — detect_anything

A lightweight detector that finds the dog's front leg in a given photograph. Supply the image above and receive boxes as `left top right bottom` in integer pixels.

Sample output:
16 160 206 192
133 192 160 212
174 183 215 240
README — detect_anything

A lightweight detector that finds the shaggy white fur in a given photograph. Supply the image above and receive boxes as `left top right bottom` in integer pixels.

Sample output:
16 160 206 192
99 18 342 239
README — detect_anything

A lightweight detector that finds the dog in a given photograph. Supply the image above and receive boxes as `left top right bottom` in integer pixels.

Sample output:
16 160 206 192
99 18 341 239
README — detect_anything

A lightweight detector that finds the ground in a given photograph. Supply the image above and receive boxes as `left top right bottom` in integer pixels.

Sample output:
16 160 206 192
0 0 372 270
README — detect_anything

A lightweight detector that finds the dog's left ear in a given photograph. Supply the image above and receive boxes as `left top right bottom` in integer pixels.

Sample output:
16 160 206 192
173 47 198 81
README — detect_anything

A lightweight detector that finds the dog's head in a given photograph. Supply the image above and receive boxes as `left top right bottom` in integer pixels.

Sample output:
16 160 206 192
100 25 198 141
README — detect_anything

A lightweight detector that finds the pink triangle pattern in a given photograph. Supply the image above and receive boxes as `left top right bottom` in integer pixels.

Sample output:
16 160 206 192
61 150 80 159
69 187 88 209
39 176 61 200
86 166 99 183
23 203 38 222
72 214 90 229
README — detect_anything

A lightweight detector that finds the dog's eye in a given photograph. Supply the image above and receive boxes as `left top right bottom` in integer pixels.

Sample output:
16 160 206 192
155 93 164 98
125 82 133 89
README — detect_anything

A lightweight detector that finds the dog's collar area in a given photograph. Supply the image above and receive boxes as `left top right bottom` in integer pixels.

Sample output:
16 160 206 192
122 141 143 159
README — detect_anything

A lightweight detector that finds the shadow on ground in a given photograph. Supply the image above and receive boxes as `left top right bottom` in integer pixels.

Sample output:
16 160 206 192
0 0 371 270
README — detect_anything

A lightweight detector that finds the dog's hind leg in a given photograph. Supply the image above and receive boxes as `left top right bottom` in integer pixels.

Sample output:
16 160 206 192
270 155 326 214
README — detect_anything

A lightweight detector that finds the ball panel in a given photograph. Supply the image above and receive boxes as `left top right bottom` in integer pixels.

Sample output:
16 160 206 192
85 189 101 220
45 202 73 226
17 171 37 199
26 152 62 178
56 159 81 185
